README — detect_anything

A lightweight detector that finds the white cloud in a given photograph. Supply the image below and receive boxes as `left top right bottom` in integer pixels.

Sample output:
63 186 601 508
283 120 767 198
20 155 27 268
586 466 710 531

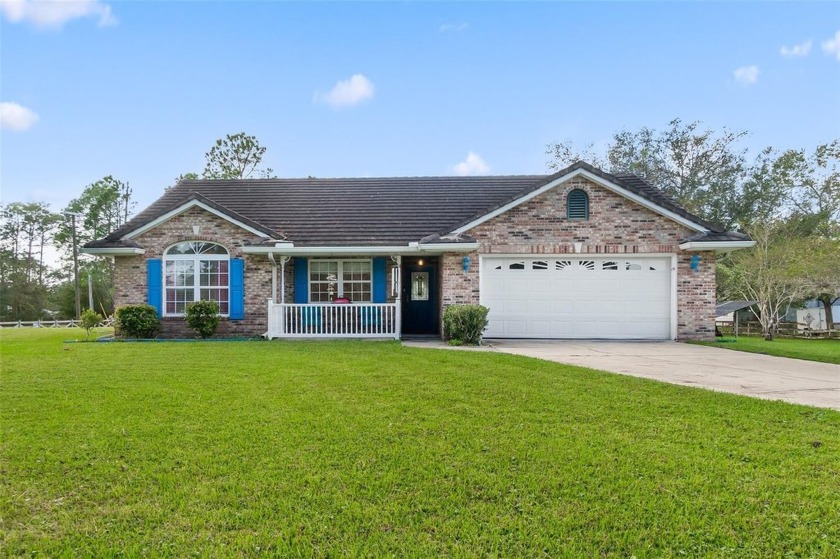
439 23 469 33
780 40 812 58
314 74 375 109
0 0 116 29
822 30 840 61
451 152 489 176
0 102 39 131
733 65 759 86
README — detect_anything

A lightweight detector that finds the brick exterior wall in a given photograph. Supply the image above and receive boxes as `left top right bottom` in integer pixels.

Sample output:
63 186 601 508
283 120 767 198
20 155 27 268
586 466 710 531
439 177 717 340
112 207 272 338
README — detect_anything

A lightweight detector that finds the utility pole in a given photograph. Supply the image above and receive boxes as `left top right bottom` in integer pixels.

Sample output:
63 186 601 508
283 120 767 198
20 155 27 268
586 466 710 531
64 212 83 319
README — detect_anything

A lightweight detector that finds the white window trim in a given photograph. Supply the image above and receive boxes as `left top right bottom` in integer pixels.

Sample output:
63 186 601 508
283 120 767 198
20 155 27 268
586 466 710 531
308 258 373 303
163 242 230 317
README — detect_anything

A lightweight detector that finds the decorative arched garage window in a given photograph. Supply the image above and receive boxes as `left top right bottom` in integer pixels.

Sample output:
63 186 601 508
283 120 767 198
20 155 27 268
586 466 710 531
567 189 589 220
163 241 229 316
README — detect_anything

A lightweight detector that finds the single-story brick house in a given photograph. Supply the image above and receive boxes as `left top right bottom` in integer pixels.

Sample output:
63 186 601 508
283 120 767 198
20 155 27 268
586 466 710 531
83 161 753 341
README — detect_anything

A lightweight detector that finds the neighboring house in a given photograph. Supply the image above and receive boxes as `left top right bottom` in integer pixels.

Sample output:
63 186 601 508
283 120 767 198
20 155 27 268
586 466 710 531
83 162 753 341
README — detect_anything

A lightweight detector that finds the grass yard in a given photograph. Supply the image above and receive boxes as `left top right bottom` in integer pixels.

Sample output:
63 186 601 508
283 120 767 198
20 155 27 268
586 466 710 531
694 336 840 365
2 330 839 557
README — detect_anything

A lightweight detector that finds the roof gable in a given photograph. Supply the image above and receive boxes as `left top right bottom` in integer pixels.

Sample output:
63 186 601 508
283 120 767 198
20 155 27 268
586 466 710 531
85 193 277 249
122 196 278 240
447 162 714 236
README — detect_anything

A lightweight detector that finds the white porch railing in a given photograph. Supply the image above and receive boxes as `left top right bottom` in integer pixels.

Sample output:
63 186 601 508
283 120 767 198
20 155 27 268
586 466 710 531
266 300 400 339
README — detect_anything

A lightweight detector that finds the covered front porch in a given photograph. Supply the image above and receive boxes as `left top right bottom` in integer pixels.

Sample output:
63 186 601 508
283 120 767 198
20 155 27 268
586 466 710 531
266 301 401 339
244 242 473 340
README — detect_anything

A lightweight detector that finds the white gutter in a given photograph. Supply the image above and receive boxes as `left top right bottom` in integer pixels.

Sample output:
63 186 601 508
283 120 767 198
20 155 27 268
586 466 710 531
241 243 478 256
417 243 478 252
679 241 755 252
81 247 146 255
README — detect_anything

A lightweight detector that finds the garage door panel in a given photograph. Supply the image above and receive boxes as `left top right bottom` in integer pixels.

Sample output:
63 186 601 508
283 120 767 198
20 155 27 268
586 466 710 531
548 321 575 337
546 287 576 302
573 320 606 338
527 320 551 336
482 256 672 340
621 320 670 339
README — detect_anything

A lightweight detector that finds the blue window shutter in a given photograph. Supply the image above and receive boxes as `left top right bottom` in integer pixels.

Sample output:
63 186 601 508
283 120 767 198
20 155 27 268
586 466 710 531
229 258 245 320
372 257 387 303
294 257 309 303
146 259 162 317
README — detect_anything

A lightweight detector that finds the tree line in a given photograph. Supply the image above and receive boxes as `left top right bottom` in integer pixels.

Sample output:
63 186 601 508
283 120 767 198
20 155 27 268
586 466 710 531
0 133 272 321
548 119 839 337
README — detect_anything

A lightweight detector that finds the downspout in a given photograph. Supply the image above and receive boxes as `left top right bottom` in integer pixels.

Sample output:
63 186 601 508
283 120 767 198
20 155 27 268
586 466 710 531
267 252 278 301
280 256 289 304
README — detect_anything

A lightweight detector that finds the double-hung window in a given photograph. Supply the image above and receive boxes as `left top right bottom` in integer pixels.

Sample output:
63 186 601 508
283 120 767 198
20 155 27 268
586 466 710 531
309 259 372 303
164 241 229 315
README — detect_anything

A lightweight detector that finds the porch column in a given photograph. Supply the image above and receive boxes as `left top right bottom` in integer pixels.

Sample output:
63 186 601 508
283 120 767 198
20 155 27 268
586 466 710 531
393 255 402 340
268 252 278 301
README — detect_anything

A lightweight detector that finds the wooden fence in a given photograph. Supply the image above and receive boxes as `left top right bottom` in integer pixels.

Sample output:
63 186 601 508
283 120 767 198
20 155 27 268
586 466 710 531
0 318 114 329
716 321 839 339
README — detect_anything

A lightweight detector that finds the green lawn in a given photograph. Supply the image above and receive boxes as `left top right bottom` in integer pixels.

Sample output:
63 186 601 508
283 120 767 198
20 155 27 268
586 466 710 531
694 336 840 364
2 330 839 557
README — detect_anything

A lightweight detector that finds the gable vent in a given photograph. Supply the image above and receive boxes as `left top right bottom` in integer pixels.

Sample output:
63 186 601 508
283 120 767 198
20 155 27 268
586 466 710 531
567 189 589 220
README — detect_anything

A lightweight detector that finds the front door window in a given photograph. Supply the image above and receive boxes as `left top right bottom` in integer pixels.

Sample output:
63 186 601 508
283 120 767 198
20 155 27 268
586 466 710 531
411 272 429 301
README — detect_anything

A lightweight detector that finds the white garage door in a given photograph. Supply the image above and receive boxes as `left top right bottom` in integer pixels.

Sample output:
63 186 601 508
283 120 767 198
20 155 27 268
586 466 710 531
481 256 673 339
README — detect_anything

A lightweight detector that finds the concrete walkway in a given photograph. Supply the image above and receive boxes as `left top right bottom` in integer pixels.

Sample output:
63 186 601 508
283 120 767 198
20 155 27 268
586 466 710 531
488 340 840 410
402 339 840 410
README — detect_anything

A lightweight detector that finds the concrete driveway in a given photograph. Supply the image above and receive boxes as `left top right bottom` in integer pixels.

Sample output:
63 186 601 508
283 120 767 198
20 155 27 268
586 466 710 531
489 340 840 410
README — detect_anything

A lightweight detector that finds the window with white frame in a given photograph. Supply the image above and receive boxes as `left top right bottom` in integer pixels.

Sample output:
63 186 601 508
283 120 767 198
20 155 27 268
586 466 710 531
164 241 229 315
309 259 372 303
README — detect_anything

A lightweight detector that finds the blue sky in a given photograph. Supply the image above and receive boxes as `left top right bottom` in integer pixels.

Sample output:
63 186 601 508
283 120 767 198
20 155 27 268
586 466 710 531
2 1 839 212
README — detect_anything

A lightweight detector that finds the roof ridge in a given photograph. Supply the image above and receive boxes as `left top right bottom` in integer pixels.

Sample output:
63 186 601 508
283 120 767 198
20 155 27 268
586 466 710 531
178 174 547 184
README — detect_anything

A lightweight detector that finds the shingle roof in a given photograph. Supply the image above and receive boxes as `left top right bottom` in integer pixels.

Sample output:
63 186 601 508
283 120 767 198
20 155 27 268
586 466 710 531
716 301 758 317
85 161 721 249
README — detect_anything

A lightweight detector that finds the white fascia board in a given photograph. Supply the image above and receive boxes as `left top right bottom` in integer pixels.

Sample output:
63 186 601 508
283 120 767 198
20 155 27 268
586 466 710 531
122 199 274 240
81 247 146 256
449 168 709 235
242 245 414 256
417 243 478 252
679 241 755 252
242 243 479 256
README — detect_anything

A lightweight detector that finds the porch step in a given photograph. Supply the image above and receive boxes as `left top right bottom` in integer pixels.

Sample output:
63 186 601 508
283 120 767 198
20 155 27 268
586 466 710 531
401 334 441 341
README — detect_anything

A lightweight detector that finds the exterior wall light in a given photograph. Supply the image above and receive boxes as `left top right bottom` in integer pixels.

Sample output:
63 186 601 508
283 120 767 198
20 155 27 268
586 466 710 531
690 254 701 271
462 256 471 272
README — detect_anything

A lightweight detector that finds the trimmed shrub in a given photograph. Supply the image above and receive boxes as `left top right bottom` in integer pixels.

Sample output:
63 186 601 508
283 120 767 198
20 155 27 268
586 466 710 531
80 308 104 340
185 300 220 339
443 304 489 345
114 304 160 338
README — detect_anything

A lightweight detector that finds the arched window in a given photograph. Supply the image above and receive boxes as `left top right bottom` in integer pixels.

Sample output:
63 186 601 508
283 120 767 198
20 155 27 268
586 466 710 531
163 241 229 316
566 189 589 221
